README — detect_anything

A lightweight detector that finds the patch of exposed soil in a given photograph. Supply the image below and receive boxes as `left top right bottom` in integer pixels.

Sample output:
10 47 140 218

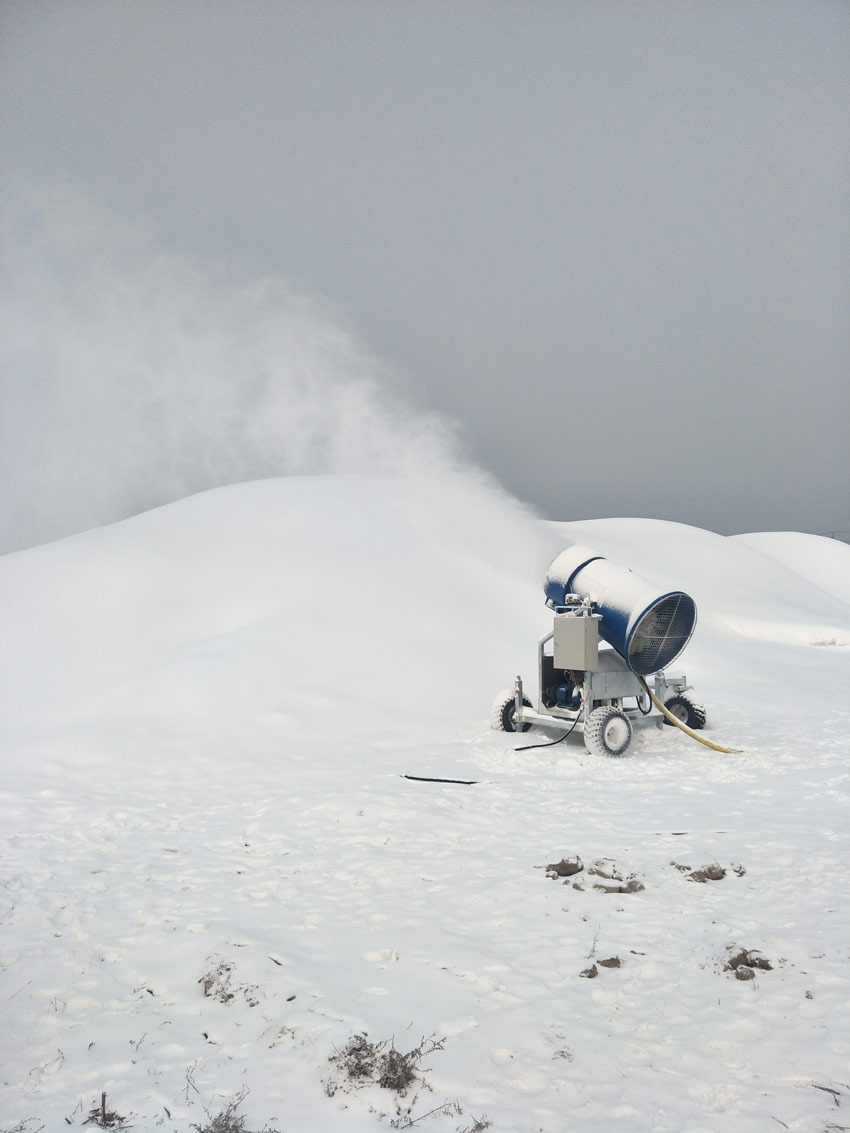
580 956 621 978
689 864 727 882
724 947 773 980
586 858 645 893
591 878 645 893
545 856 644 892
671 861 746 881
546 855 583 878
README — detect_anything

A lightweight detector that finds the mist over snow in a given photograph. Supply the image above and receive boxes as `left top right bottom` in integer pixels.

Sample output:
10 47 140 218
1 192 486 555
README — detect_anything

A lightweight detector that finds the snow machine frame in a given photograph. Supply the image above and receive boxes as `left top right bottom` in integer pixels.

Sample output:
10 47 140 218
497 595 702 757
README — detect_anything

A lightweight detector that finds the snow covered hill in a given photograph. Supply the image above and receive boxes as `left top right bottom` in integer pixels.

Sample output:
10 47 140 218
1 474 848 1132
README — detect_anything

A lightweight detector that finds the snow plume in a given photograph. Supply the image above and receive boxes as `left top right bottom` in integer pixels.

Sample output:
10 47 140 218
0 191 487 553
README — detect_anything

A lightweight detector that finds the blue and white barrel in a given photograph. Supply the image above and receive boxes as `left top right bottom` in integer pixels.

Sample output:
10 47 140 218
544 544 697 675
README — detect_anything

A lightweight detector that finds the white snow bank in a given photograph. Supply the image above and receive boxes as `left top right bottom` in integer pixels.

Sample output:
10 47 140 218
731 530 850 605
0 472 557 761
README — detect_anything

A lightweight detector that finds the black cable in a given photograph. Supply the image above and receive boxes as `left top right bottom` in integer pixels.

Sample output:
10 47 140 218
515 711 581 751
402 775 478 785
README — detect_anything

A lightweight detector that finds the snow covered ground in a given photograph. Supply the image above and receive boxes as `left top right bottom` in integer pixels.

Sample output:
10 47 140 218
1 472 848 1132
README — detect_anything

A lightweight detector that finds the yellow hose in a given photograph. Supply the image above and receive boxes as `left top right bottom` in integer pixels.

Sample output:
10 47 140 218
637 676 743 754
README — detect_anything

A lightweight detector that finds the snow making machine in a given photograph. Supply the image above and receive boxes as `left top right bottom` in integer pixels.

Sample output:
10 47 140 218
491 544 706 757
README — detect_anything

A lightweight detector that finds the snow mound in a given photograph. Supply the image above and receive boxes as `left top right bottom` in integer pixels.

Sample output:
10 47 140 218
731 530 850 605
0 474 556 751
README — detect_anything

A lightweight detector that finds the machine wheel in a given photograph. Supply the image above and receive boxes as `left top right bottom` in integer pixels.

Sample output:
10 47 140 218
584 706 633 757
490 689 533 733
663 694 706 730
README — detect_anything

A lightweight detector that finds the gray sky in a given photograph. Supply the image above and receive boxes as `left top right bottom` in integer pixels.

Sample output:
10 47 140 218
2 0 848 542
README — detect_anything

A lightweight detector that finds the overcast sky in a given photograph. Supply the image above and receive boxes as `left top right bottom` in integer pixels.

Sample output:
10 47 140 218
2 0 848 544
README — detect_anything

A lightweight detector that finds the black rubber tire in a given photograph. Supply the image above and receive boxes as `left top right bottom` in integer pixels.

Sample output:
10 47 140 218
490 690 533 733
583 705 633 757
663 694 707 730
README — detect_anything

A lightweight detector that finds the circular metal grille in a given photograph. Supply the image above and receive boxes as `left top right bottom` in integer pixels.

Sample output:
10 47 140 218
627 592 697 674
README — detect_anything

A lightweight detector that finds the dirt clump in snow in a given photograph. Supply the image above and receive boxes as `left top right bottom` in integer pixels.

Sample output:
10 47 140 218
689 864 727 882
587 859 644 893
672 861 746 881
593 878 645 893
580 955 621 978
546 855 584 878
586 857 619 879
725 948 773 980
584 858 646 893
542 854 644 893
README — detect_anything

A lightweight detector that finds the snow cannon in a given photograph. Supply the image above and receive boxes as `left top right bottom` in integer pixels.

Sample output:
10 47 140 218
543 544 697 675
491 543 706 758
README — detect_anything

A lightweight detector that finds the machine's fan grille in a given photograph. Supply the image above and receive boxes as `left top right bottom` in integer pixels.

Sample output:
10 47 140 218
627 593 697 675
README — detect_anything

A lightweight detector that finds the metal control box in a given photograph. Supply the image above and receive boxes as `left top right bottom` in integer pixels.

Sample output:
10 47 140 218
553 613 599 669
586 652 643 699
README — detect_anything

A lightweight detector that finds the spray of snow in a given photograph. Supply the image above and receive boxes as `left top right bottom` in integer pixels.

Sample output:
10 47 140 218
1 189 518 554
